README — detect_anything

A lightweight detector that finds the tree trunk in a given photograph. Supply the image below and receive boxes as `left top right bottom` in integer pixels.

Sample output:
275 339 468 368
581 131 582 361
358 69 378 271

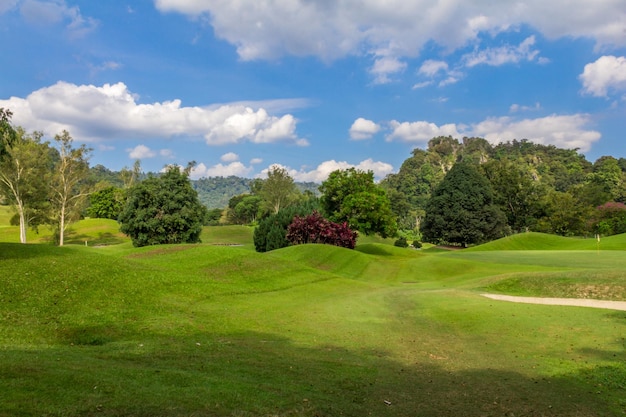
59 203 65 246
17 202 26 244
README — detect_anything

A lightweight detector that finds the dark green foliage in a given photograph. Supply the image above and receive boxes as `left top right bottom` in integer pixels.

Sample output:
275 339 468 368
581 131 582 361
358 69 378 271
592 202 626 236
119 166 208 247
253 199 320 252
227 194 262 225
412 240 422 248
205 208 224 225
421 161 507 246
87 186 124 220
286 210 357 249
88 164 125 188
394 236 408 248
0 108 17 158
320 168 397 238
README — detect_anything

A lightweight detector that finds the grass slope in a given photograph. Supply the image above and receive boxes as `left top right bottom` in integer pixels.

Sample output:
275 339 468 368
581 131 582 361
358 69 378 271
1 230 626 416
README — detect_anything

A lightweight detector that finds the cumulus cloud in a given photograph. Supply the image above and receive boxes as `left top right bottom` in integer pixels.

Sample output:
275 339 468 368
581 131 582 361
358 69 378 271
265 159 394 183
128 144 156 159
220 152 239 162
471 114 601 151
349 118 381 140
0 81 307 146
369 56 407 84
579 55 626 97
154 0 626 80
190 161 254 180
385 113 601 152
19 0 98 38
386 121 461 144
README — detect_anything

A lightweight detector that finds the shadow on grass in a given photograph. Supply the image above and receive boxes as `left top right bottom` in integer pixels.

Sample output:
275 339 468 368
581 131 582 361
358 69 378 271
1 330 623 417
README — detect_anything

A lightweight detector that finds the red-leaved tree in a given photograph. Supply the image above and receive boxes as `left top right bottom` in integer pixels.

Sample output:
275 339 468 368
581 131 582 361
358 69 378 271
286 211 357 249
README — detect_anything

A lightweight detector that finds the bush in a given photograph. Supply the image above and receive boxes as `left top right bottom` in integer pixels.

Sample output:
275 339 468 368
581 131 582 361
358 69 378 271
412 240 422 249
286 211 357 249
253 199 320 252
119 167 207 247
394 236 408 248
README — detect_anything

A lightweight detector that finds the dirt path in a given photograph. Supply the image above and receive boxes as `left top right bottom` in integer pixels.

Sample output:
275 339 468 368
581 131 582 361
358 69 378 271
481 293 626 311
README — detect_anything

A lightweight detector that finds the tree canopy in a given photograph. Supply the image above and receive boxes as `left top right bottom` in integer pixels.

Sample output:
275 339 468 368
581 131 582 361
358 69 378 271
320 168 397 238
421 161 507 247
119 165 208 247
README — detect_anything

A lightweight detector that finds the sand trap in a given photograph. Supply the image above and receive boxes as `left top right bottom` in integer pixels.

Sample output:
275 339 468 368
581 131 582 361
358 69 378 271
481 293 626 311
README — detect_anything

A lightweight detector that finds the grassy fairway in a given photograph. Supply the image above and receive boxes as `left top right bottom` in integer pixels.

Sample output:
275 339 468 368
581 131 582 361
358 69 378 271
1 230 626 416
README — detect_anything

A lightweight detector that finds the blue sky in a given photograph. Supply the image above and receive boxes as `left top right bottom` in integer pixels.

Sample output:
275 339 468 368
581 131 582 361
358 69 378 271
1 0 625 182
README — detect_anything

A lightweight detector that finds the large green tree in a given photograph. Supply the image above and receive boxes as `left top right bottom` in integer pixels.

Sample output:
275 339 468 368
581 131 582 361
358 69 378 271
320 168 397 238
0 129 52 243
119 165 208 247
421 161 507 246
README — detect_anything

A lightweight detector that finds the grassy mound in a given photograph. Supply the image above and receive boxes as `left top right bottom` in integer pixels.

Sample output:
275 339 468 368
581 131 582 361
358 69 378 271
469 231 626 251
2 230 626 415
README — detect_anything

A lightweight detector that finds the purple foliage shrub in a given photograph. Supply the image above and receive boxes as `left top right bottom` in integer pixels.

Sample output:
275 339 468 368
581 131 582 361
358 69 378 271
286 210 357 249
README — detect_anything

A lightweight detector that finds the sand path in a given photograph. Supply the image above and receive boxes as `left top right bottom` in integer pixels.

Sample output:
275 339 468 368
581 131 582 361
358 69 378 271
481 293 626 311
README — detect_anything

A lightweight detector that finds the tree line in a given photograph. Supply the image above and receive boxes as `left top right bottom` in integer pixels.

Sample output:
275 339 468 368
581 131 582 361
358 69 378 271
381 136 626 245
2 106 625 249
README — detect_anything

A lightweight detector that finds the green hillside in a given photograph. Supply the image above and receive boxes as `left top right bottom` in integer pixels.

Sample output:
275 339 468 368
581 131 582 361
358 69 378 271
1 226 626 416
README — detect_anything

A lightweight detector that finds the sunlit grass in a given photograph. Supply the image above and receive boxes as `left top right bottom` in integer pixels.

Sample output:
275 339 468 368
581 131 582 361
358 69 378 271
1 227 626 415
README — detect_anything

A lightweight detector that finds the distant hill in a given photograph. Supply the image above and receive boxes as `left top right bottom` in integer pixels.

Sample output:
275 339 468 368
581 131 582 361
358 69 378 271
192 176 320 209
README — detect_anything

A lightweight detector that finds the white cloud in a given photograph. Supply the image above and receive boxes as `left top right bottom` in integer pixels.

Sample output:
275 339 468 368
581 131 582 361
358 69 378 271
385 113 601 152
471 114 601 151
250 158 263 165
159 149 175 158
220 152 239 162
349 117 381 140
0 81 306 146
510 102 541 112
369 56 407 84
418 60 449 77
415 59 463 88
268 159 394 183
128 145 156 159
19 0 98 38
463 36 540 67
190 161 254 179
386 121 461 144
154 0 626 70
579 55 626 97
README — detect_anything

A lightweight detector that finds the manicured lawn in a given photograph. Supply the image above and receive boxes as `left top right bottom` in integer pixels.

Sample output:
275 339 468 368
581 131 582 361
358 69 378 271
1 229 625 415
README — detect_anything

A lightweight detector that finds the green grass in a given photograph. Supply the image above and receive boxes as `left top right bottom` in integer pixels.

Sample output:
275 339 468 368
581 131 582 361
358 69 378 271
1 226 626 416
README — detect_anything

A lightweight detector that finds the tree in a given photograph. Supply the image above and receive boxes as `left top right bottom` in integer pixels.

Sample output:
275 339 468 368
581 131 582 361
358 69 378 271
286 211 357 249
482 159 545 233
421 161 507 246
87 186 125 220
253 199 320 252
592 202 626 236
0 108 18 158
227 194 262 225
256 165 299 214
118 165 208 247
0 129 52 243
320 168 397 238
49 131 93 246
